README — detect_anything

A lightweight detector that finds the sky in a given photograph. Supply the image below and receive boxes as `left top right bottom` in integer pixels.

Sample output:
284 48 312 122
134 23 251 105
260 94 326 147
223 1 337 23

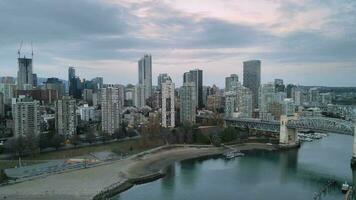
0 0 355 87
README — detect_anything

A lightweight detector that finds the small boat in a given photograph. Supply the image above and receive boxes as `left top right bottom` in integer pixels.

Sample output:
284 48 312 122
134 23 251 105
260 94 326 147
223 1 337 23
342 181 350 194
223 150 245 159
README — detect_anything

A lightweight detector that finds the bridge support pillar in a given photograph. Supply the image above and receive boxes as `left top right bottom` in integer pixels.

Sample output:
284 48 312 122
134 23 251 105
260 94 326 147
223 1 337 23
351 122 356 168
279 115 298 146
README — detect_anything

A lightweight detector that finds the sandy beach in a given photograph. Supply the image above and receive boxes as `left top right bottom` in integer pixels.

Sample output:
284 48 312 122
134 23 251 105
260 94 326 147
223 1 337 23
0 143 276 200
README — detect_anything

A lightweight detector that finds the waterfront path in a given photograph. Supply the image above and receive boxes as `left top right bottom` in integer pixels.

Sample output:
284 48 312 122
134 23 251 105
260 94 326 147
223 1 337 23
0 143 275 200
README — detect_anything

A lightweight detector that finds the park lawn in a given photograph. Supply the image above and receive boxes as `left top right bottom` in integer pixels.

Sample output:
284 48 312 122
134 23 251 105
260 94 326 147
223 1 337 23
27 137 166 161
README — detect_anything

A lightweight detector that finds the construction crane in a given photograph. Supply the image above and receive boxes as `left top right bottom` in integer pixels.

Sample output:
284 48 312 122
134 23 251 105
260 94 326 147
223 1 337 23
17 40 23 58
31 41 34 58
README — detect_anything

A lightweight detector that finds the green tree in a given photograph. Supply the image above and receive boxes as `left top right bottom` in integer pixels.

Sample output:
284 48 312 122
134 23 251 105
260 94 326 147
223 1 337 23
220 126 238 143
51 134 65 150
85 130 96 144
69 134 80 147
25 133 39 157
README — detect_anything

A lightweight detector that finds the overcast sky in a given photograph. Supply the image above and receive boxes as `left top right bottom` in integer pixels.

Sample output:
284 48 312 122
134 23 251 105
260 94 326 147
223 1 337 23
0 0 355 87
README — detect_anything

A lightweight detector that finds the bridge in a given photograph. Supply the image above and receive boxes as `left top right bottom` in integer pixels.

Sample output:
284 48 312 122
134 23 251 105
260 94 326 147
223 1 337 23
197 113 356 156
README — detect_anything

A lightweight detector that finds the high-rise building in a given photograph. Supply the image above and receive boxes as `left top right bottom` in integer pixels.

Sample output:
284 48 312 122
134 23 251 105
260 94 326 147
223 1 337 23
157 73 171 90
44 78 65 97
309 88 320 104
274 79 285 92
236 86 253 118
225 74 239 92
224 91 236 118
134 84 145 108
0 83 16 105
183 69 203 108
55 96 77 137
161 79 175 127
180 82 196 124
138 54 152 101
79 104 96 122
17 57 33 90
283 98 295 116
124 84 135 107
101 87 121 135
32 73 38 87
0 76 15 84
243 60 261 109
0 92 4 118
83 89 93 105
12 96 41 137
259 82 277 119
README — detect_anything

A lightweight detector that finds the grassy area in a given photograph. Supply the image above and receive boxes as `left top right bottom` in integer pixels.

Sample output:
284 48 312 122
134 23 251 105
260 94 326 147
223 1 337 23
0 137 165 172
28 137 164 161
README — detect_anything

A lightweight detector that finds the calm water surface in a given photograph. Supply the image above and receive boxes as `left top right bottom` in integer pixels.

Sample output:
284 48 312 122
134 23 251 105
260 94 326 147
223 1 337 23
116 134 353 200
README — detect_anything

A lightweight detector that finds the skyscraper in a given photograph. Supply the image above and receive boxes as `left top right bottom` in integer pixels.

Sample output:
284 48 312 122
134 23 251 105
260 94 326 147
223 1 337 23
0 92 4 118
225 74 239 92
180 82 196 124
12 96 40 137
101 87 121 135
17 57 33 90
243 60 261 109
274 79 285 92
157 73 171 90
183 69 203 108
68 66 75 82
138 54 152 101
55 96 77 137
161 79 175 127
134 84 145 108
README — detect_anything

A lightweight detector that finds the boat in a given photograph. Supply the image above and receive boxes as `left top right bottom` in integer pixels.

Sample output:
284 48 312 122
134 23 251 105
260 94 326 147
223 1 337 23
342 181 350 194
223 150 245 159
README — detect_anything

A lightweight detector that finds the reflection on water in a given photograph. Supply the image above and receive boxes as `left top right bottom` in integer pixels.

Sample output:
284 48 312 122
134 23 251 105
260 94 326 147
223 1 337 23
117 134 353 200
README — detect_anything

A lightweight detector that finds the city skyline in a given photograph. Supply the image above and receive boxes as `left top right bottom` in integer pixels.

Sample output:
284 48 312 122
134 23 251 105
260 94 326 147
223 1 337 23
1 0 356 87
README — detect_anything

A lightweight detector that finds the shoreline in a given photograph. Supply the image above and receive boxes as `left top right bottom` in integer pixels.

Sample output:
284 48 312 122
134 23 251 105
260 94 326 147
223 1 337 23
0 143 278 200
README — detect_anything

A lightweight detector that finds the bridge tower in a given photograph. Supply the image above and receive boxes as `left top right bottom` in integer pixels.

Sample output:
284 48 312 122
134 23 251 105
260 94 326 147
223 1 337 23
279 115 298 145
353 121 356 158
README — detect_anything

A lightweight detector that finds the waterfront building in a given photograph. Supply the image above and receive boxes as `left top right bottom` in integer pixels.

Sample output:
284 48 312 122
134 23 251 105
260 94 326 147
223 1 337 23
12 96 41 137
225 91 236 118
183 69 203 108
236 86 253 118
225 74 239 92
138 54 152 101
283 98 295 116
101 87 121 135
55 96 77 137
243 60 261 109
161 79 175 127
180 82 196 124
17 57 33 90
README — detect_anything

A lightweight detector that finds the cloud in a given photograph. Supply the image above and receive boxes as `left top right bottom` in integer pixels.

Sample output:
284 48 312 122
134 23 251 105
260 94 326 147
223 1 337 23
0 0 355 87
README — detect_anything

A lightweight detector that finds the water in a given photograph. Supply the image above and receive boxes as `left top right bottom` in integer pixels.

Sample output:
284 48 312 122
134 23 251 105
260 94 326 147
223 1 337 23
116 134 353 200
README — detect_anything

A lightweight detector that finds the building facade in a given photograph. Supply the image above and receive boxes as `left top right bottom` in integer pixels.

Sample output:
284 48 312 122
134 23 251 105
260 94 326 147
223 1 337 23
101 87 121 135
17 57 33 90
243 60 261 109
12 96 41 137
161 80 175 127
138 54 152 101
55 96 77 137
180 82 196 124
